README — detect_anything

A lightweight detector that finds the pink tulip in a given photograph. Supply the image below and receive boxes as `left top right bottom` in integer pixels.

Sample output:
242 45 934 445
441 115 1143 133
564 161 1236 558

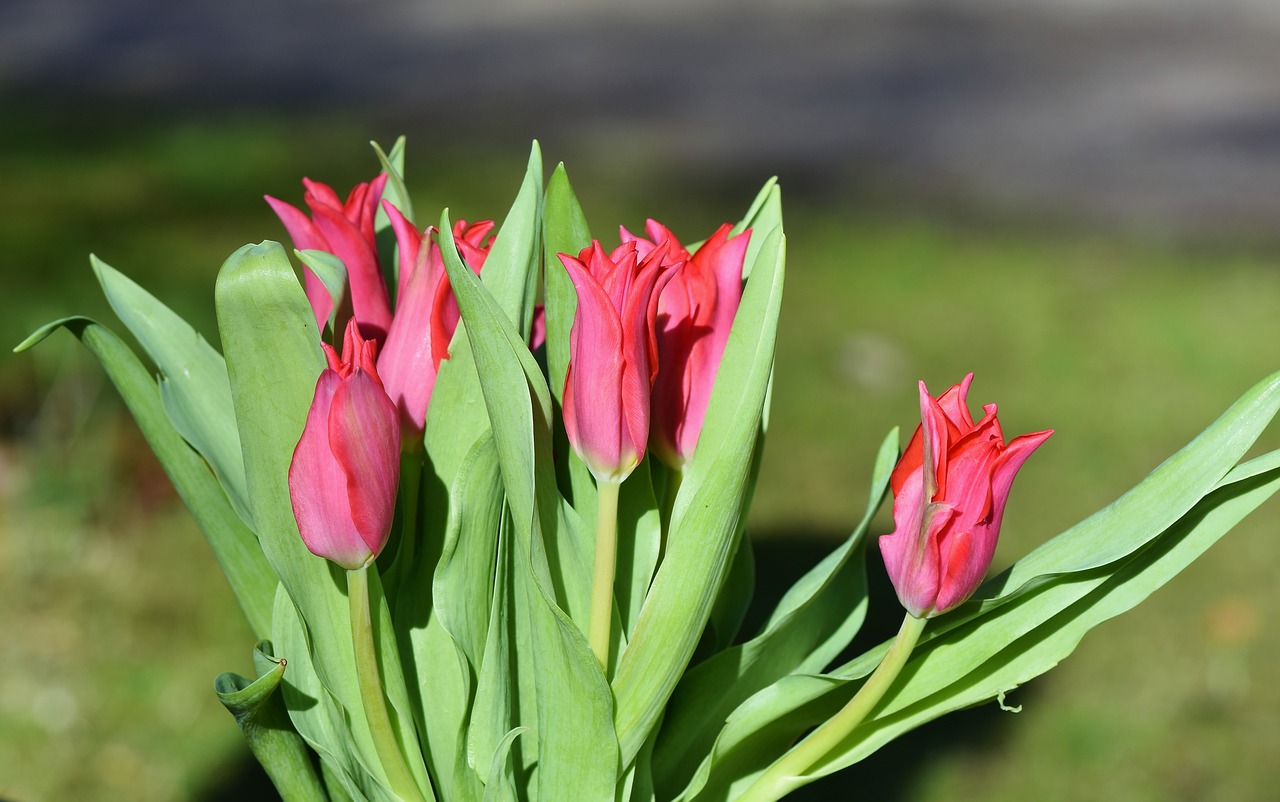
621 220 751 468
266 175 393 341
289 320 401 569
879 375 1053 618
378 203 494 437
560 240 682 483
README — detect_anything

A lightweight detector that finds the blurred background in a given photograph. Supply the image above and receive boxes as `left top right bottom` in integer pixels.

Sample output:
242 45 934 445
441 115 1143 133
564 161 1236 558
3 0 1280 799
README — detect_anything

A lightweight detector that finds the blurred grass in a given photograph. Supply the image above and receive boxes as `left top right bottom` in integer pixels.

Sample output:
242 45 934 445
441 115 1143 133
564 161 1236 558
2 100 1278 801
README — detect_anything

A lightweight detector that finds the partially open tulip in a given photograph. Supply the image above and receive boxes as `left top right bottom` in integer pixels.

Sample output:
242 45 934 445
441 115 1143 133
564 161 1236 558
879 374 1052 618
561 240 682 483
289 320 401 569
266 175 393 341
378 203 494 438
621 220 751 468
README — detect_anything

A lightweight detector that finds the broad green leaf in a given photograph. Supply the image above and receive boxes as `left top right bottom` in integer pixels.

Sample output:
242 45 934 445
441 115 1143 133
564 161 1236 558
440 207 618 800
15 317 276 638
216 242 433 800
654 428 897 797
611 227 786 767
89 256 255 531
215 642 327 802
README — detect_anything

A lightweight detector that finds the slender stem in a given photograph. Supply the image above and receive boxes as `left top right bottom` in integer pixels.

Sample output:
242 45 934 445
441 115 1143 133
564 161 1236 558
588 479 622 671
347 566 425 802
737 612 928 802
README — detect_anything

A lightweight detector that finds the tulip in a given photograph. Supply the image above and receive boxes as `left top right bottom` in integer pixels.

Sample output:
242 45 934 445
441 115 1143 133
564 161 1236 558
378 203 494 437
621 220 751 468
879 374 1053 618
289 320 400 570
266 175 393 341
560 240 682 484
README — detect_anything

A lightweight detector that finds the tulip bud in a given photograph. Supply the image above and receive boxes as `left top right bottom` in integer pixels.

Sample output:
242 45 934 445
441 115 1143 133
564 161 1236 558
266 175 393 341
289 320 401 569
561 240 682 483
378 203 494 438
621 220 751 468
879 374 1052 618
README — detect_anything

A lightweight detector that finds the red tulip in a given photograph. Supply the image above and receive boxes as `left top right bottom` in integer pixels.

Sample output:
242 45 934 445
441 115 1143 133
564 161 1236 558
879 375 1052 618
289 320 400 569
621 220 751 468
266 175 393 341
377 203 494 437
560 240 682 483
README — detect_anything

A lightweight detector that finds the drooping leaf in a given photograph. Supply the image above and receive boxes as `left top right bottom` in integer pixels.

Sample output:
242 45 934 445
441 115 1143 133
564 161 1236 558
15 317 276 638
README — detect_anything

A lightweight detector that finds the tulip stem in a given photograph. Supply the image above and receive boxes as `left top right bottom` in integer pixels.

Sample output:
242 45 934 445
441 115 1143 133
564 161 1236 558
588 479 622 672
737 612 928 802
347 566 426 802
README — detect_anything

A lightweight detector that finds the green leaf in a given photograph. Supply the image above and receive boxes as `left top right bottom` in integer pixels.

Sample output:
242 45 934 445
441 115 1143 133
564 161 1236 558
295 249 348 335
372 136 411 232
611 225 786 767
729 179 781 281
440 201 618 800
215 642 328 802
15 317 276 639
89 255 255 531
216 241 432 800
654 428 896 798
481 728 528 802
542 162 592 408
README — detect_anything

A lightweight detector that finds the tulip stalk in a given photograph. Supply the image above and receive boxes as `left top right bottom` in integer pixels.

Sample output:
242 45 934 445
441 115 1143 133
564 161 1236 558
346 565 425 802
587 479 622 670
737 612 927 802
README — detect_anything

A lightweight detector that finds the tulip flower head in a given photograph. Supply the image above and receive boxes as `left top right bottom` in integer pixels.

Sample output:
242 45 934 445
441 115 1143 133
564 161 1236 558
561 240 682 484
621 220 751 468
879 375 1052 618
289 320 401 569
266 175 393 341
378 203 495 438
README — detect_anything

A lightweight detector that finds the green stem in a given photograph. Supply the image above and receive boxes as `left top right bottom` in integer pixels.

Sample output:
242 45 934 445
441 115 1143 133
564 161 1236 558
659 466 684 558
346 566 425 802
588 479 622 671
736 612 928 802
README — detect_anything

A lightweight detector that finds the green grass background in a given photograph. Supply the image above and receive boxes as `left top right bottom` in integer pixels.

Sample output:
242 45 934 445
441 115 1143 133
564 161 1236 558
2 103 1278 801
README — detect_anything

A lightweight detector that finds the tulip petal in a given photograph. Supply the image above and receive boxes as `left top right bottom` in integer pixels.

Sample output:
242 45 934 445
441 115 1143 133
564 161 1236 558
289 369 369 568
328 370 400 555
562 251 627 478
308 199 393 341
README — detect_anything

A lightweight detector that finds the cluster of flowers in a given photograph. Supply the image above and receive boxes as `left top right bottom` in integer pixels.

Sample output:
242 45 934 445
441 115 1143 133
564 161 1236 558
274 171 1051 623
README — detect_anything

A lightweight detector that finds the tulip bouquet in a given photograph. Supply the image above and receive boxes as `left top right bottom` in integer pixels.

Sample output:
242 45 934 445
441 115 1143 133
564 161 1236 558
17 138 1280 802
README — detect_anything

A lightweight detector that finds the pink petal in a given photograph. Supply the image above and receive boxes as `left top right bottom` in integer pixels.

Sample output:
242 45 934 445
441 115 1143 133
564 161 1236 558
265 194 334 331
328 370 400 556
561 251 627 478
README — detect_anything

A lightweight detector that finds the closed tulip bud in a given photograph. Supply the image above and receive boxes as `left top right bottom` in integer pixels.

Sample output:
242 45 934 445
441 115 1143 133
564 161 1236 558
289 320 401 569
879 374 1052 618
621 220 751 468
266 175 393 341
561 240 682 484
378 203 494 438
